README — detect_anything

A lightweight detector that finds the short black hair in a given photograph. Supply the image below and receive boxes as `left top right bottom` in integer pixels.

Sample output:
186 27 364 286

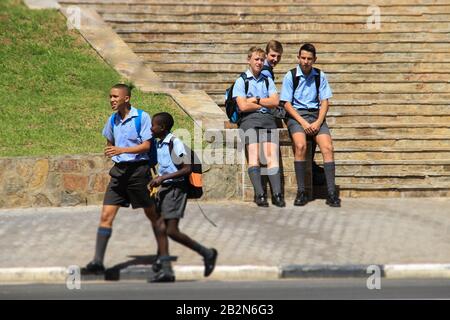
299 43 316 57
112 83 132 97
153 112 174 131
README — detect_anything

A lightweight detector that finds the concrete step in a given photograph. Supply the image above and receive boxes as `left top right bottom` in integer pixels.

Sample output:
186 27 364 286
149 62 450 74
153 71 450 84
122 32 450 43
284 160 450 175
321 124 450 136
326 138 450 149
129 42 450 55
109 21 450 34
138 51 450 65
161 80 450 94
244 185 450 199
208 91 450 106
310 150 450 161
61 3 450 15
104 12 450 24
325 115 450 125
60 0 450 6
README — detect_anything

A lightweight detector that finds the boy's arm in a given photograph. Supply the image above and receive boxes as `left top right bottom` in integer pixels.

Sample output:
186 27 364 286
104 140 151 158
150 163 191 188
236 96 262 112
259 93 279 109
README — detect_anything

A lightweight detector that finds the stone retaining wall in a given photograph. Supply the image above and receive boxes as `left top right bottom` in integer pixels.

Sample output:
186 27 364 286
0 151 242 209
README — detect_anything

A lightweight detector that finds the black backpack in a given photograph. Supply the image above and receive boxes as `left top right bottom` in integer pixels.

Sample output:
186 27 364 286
168 136 203 199
224 73 269 123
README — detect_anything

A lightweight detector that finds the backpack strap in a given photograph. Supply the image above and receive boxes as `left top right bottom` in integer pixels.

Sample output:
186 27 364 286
109 113 117 144
239 73 249 95
133 109 143 140
290 68 300 104
168 136 183 170
313 67 321 103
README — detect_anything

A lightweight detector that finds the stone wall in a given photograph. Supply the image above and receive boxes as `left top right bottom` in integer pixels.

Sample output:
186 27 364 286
0 152 242 209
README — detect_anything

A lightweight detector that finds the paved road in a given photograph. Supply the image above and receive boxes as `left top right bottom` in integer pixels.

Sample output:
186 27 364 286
1 198 450 270
1 279 450 300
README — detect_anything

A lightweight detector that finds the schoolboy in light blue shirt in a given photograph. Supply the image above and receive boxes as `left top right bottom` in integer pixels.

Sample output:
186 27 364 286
280 43 341 208
82 84 168 276
232 46 285 208
148 112 218 283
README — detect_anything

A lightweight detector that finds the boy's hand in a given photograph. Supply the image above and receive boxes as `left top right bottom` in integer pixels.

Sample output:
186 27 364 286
150 176 164 188
104 146 123 157
309 120 322 135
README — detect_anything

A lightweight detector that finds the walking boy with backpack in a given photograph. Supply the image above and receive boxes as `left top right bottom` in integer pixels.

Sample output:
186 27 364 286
280 43 341 207
82 84 168 275
147 112 218 283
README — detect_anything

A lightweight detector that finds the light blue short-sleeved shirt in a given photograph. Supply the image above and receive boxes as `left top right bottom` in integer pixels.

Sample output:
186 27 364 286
157 133 187 182
102 106 153 163
280 65 333 110
261 60 274 80
232 69 278 113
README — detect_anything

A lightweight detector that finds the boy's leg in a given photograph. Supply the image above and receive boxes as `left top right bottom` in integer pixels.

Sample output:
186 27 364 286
315 133 341 207
83 205 119 273
262 141 285 207
144 205 169 258
247 142 268 207
290 132 309 206
166 219 218 277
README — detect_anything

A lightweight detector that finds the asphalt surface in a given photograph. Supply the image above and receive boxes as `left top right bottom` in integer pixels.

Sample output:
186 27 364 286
2 279 450 300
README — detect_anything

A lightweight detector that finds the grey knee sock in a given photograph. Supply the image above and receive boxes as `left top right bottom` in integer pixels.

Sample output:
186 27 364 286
294 161 306 192
93 227 112 264
248 166 264 196
324 162 336 194
267 167 281 195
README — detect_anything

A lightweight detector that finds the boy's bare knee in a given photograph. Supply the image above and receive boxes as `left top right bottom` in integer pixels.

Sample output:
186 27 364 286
294 143 307 157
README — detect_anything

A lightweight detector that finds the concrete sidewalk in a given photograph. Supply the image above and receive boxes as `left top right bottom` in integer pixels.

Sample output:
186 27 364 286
0 198 449 282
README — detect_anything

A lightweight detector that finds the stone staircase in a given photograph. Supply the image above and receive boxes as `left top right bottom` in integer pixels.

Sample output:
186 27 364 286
58 0 450 197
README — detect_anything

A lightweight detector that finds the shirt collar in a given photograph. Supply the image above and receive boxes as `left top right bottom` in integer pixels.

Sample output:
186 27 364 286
116 106 138 122
245 69 264 81
160 132 174 145
296 65 318 79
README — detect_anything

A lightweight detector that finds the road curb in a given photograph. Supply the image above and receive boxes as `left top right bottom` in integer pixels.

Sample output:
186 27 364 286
280 264 383 278
1 264 449 284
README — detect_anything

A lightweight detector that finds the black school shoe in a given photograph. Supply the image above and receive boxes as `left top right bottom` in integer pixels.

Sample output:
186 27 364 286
294 191 308 206
204 248 218 277
148 270 176 283
271 193 286 207
81 261 105 275
326 191 341 207
152 257 162 273
254 194 269 207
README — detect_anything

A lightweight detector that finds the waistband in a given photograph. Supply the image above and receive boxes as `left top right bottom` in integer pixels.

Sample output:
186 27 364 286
114 160 149 168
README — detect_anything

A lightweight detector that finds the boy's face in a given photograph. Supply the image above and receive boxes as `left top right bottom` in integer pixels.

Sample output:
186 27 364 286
297 50 317 74
266 49 282 68
151 117 165 139
248 52 265 76
109 88 130 111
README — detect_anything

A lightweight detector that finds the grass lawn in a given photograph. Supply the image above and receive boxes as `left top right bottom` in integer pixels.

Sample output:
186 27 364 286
0 0 193 157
